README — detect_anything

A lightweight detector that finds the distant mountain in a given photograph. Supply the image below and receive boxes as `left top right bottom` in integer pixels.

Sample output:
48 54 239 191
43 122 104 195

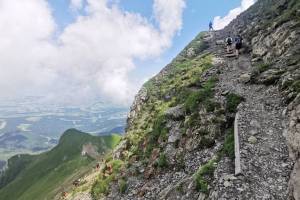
0 129 121 200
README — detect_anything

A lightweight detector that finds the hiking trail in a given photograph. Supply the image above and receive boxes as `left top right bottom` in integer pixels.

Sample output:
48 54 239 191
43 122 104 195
207 30 293 199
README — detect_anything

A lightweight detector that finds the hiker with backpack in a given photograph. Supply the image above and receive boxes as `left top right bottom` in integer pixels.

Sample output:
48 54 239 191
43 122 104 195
209 21 214 31
235 35 243 56
225 35 233 54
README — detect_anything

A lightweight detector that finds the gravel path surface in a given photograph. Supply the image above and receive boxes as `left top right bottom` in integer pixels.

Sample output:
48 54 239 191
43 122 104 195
211 31 293 200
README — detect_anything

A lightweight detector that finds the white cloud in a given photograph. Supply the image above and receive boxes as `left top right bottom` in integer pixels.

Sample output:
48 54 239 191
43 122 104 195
213 0 256 30
153 0 185 38
70 0 84 10
0 0 186 105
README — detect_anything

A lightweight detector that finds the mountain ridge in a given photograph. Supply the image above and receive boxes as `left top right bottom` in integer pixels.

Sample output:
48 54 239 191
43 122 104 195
0 129 121 200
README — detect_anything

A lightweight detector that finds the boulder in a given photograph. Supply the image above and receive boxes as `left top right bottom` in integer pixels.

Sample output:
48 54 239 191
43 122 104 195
216 40 225 45
248 136 258 144
239 73 251 83
167 121 181 144
187 48 196 58
224 181 232 188
258 69 284 85
165 105 185 120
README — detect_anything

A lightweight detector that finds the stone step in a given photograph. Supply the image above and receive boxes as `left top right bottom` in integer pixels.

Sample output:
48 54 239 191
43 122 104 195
234 112 242 175
225 54 237 58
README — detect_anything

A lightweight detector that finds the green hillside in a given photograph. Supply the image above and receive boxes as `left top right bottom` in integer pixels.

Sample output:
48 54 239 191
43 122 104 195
0 129 121 200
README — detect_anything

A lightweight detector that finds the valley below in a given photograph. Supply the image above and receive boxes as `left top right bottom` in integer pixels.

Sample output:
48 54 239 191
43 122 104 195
0 97 127 170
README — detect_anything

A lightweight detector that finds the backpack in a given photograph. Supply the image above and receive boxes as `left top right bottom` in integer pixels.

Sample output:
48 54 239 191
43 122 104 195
226 37 232 45
236 37 242 44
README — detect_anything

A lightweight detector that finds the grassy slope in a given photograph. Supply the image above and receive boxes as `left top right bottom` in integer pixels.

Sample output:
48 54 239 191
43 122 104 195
0 129 121 200
124 32 213 158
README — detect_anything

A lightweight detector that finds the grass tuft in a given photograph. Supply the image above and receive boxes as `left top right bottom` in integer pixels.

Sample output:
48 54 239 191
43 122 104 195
156 153 168 168
222 129 235 159
118 179 127 194
194 159 216 194
91 159 124 199
226 93 244 113
257 63 270 73
184 77 217 114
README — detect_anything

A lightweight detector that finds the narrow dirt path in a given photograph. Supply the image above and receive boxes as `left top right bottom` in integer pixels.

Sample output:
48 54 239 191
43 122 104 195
210 31 293 199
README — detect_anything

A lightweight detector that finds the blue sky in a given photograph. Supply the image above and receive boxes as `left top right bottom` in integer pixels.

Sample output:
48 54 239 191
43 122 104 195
49 0 241 81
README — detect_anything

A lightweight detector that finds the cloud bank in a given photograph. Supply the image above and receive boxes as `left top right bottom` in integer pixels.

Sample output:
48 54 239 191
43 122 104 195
0 0 185 105
213 0 256 30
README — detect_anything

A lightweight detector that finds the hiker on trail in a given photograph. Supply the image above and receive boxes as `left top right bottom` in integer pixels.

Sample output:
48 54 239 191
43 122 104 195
225 35 233 53
235 35 243 56
209 21 214 31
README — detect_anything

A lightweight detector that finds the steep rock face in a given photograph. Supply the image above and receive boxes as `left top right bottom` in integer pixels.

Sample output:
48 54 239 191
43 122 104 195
224 0 299 98
126 87 149 131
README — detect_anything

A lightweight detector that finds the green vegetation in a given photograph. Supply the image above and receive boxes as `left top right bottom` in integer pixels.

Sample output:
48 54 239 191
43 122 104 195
92 32 218 196
118 179 127 194
156 153 168 168
143 114 169 159
176 183 184 194
197 159 216 177
256 63 270 73
275 0 300 28
184 113 200 129
194 127 235 194
258 0 300 31
124 50 214 163
176 152 185 170
182 32 210 57
184 77 217 114
291 80 300 93
0 129 121 200
199 135 215 149
185 91 204 113
194 159 216 194
92 179 109 196
195 176 209 194
226 93 244 113
152 115 169 142
0 154 35 189
222 129 235 159
91 159 124 199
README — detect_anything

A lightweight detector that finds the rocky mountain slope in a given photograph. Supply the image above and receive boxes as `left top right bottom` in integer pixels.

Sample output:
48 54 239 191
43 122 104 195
0 129 121 200
3 0 298 199
71 0 298 199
